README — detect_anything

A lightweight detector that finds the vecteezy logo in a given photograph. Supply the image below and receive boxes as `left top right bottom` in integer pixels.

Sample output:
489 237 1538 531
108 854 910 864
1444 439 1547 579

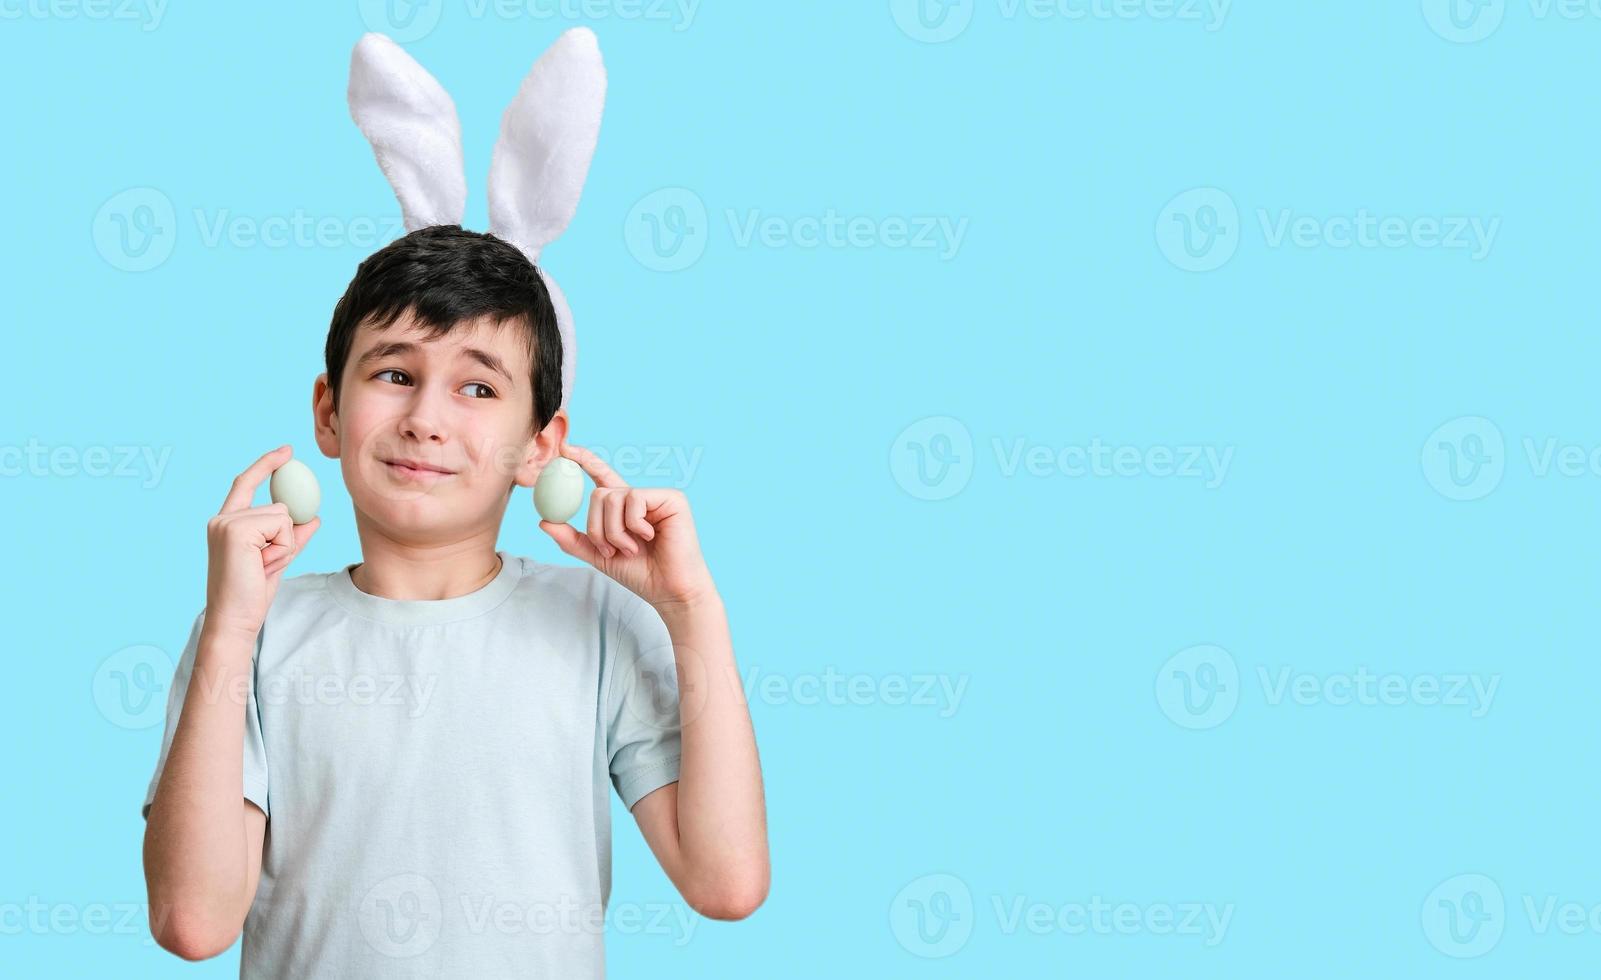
93 187 177 272
619 642 703 730
1156 188 1240 272
1155 644 1239 729
92 644 174 729
1421 0 1506 43
1421 873 1504 957
889 416 974 501
890 873 974 958
624 187 709 272
358 0 442 43
359 873 443 958
890 0 975 42
1420 416 1505 501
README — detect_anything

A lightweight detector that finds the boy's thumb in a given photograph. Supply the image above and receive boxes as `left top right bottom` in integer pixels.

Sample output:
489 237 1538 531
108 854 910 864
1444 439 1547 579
539 520 578 556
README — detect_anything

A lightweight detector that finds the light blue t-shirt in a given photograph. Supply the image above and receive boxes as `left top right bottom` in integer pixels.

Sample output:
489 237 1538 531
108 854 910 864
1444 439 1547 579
141 552 683 978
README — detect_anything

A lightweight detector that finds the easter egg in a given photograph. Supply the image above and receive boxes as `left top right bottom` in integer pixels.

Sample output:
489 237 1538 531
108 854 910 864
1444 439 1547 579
269 457 321 525
533 457 584 524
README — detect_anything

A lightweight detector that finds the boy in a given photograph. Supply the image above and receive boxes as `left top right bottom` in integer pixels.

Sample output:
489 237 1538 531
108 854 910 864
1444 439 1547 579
139 225 769 977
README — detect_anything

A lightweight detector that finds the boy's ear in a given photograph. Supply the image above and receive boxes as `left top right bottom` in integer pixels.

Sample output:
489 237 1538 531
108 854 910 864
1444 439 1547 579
511 409 569 488
312 373 340 459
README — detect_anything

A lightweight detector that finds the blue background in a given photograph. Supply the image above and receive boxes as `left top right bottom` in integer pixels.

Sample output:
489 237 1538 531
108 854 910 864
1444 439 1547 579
2 0 1594 974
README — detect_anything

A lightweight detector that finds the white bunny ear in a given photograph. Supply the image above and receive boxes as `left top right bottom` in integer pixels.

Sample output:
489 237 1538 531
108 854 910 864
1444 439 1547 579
486 27 607 262
347 33 467 231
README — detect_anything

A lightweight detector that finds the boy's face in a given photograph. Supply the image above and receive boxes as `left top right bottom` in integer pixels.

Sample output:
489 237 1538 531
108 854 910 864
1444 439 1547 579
312 309 565 544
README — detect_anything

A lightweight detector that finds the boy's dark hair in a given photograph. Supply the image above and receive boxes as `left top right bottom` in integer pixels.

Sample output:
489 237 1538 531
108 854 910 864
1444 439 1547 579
324 225 562 435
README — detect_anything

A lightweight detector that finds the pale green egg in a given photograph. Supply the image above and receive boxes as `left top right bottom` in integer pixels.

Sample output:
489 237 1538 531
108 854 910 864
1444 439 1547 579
533 457 585 524
269 457 321 525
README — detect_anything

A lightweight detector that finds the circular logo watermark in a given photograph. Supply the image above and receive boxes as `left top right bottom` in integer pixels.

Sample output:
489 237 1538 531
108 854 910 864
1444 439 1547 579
350 422 469 513
890 0 975 43
890 873 974 957
1156 187 1240 272
624 187 709 272
1421 873 1504 957
618 640 700 731
1421 0 1505 43
1155 644 1239 730
889 416 974 501
358 872 443 958
92 644 173 730
358 0 443 43
1421 416 1504 501
93 187 177 272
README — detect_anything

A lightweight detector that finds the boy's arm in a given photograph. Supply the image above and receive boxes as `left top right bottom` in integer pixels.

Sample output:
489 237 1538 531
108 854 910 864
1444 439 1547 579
538 444 769 921
142 624 267 960
629 595 769 921
143 446 318 959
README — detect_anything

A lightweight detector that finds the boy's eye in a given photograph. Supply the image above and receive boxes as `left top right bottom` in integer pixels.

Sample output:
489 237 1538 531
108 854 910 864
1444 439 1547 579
374 370 495 399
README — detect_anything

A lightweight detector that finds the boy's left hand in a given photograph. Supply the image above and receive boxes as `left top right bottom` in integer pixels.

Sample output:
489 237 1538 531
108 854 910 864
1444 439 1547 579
538 443 718 612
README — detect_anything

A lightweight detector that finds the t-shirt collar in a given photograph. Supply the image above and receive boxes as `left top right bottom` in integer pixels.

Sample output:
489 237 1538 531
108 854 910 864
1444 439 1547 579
325 550 523 626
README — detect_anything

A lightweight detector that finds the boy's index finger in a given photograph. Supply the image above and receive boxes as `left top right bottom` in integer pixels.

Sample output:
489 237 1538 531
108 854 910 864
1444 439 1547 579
562 443 628 489
220 445 293 514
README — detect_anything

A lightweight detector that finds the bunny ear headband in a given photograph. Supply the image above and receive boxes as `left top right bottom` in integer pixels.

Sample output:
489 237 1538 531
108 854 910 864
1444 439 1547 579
346 27 607 416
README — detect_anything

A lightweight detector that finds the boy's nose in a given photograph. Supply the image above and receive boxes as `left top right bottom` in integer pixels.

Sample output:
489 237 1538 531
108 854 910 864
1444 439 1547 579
400 397 448 445
401 414 446 444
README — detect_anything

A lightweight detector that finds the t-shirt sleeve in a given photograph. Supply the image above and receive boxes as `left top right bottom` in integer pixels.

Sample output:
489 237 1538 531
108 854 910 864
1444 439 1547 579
140 607 270 821
604 592 683 811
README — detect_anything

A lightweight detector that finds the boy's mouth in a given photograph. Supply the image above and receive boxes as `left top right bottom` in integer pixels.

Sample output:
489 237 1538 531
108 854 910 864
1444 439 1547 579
382 457 457 482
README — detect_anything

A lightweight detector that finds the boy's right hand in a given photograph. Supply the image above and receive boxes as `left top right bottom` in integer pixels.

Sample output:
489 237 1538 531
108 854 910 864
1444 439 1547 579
204 445 321 639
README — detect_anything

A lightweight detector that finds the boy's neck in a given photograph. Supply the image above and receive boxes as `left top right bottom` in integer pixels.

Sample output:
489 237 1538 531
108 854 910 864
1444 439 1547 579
347 531 504 601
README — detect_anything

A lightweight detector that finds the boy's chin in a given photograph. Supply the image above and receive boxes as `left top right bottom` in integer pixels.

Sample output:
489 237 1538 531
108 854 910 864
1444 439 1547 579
357 488 468 530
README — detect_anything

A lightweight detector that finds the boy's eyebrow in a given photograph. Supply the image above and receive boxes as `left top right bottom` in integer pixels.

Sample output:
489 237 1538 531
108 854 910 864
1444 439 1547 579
356 340 515 384
355 341 416 368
